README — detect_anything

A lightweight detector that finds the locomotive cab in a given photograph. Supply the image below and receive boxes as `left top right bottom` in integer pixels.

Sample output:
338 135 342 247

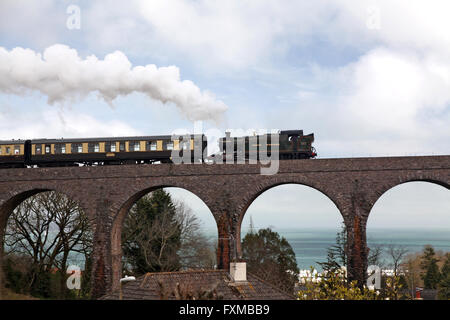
279 130 316 159
280 130 302 152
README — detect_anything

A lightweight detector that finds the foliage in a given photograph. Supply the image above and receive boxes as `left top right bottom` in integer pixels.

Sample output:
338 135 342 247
403 247 450 299
2 252 90 300
2 254 31 295
0 287 38 300
241 228 299 295
79 254 92 299
368 245 383 267
318 222 383 273
403 252 422 296
122 189 182 274
420 245 441 289
382 275 408 300
175 201 216 270
122 189 216 276
437 274 450 300
386 245 408 276
312 223 414 300
318 223 347 273
442 253 450 275
298 267 379 300
298 267 408 300
3 191 92 299
438 253 450 300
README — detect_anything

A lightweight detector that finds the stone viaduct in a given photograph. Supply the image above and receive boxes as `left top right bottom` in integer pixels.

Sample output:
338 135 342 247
0 155 449 299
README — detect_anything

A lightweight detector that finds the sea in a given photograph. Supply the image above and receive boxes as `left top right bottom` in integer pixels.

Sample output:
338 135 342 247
204 227 450 271
8 227 448 272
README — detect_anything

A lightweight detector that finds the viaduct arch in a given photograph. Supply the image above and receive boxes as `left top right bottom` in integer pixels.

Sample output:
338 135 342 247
0 155 448 298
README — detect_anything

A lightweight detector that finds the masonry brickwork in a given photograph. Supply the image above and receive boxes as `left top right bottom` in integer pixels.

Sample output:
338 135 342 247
0 156 449 299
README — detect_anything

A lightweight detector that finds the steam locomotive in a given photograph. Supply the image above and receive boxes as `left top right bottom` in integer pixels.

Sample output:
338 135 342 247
218 130 316 161
0 130 316 168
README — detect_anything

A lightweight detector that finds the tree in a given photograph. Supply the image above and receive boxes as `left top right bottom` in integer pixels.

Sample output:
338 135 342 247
318 223 347 272
121 189 216 275
241 228 299 295
175 201 216 269
122 190 182 274
368 245 383 267
387 245 408 277
438 275 450 300
378 245 409 299
403 252 422 297
438 253 450 300
420 245 441 289
4 191 92 299
318 222 382 272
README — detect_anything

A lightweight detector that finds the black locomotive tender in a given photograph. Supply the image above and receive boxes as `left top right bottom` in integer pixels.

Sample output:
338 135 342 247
0 130 316 168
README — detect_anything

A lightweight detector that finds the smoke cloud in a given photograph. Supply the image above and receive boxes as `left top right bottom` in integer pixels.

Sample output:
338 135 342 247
0 44 228 122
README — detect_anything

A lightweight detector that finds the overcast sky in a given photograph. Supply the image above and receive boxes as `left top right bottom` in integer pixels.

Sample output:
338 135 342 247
168 182 450 233
0 1 449 231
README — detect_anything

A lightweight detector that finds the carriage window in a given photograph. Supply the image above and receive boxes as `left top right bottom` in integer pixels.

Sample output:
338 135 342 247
182 141 189 150
88 143 100 153
54 144 63 154
61 145 66 154
72 143 82 153
129 141 139 151
6 147 10 154
165 142 173 150
146 141 157 151
105 142 117 152
120 142 125 152
14 145 20 155
0 148 2 155
45 145 50 154
35 145 42 154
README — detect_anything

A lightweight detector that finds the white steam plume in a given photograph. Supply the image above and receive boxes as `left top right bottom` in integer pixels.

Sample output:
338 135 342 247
0 44 228 122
